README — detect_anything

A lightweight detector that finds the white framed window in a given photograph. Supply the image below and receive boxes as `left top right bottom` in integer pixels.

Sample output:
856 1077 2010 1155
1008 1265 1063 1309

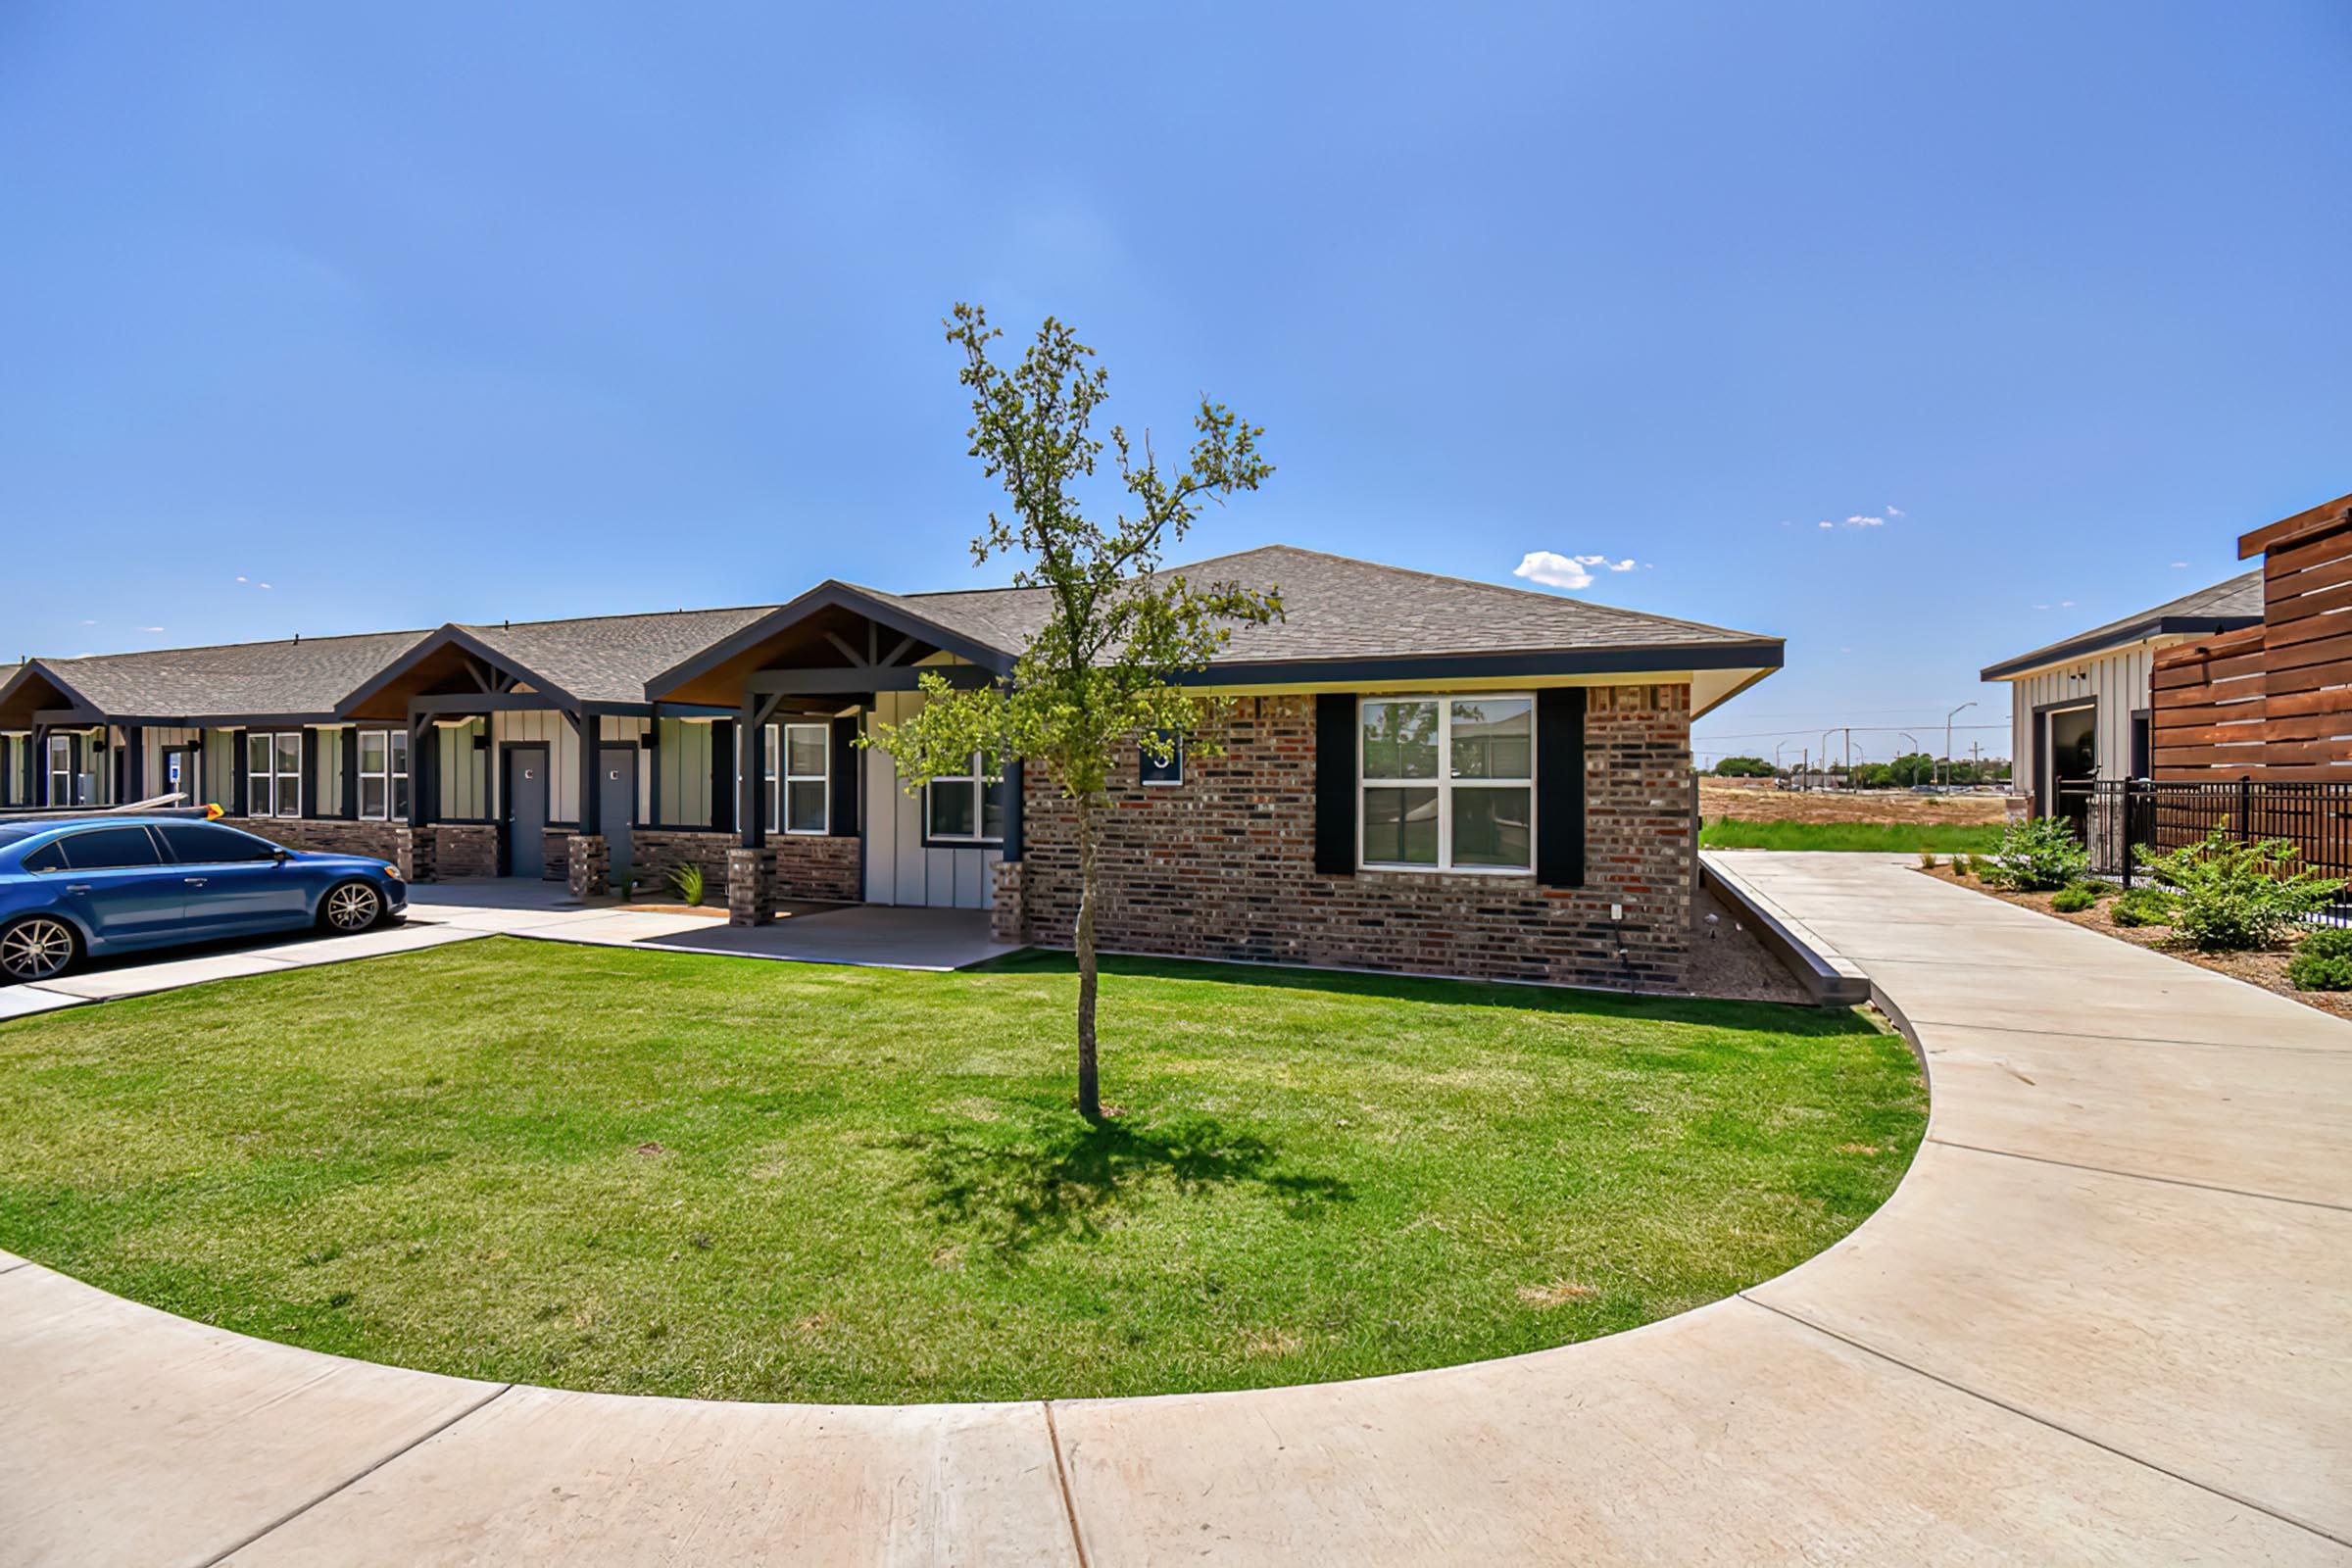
246 731 303 818
926 751 1006 844
1139 729 1184 786
1359 695 1534 873
768 720 827 834
359 729 410 820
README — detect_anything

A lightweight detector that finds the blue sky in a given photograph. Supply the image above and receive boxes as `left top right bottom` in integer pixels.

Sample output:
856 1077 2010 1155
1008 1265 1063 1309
4 3 2345 765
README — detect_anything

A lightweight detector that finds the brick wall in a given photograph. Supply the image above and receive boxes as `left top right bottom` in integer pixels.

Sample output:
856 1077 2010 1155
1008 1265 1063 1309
435 823 498 879
220 816 403 862
540 828 569 883
1009 686 1694 992
635 829 733 906
772 834 860 903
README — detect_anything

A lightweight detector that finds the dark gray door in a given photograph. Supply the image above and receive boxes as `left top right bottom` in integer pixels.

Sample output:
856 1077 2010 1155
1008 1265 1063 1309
598 758 636 887
508 747 548 878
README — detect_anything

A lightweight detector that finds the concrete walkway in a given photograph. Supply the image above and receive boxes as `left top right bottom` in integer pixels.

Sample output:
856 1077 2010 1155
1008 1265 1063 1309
2 853 2346 1564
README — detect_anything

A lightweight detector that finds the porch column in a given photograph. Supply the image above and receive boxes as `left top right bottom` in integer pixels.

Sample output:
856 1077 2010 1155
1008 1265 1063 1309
738 702 765 848
578 711 602 835
30 726 48 807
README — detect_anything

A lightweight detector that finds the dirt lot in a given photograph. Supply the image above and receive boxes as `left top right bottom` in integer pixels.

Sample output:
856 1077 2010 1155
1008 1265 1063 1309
1922 864 2352 1021
1700 778 2010 826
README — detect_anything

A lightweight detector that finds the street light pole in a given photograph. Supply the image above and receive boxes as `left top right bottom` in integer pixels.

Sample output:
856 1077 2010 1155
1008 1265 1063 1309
1945 701 1978 788
1898 732 1920 787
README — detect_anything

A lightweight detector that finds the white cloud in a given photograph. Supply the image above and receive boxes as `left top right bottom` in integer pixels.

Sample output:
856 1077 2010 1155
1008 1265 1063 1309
1886 505 1905 518
1818 520 1834 530
2061 600 2075 608
1514 551 1594 590
77 618 95 626
2171 561 2188 568
259 582 272 590
1844 514 1886 527
139 625 165 633
235 575 248 583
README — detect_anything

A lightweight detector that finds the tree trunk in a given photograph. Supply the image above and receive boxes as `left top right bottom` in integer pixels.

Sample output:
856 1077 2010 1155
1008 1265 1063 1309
1073 792 1102 1120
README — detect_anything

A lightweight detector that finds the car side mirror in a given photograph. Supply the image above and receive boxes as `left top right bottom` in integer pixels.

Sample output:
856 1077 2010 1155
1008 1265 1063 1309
272 848 292 863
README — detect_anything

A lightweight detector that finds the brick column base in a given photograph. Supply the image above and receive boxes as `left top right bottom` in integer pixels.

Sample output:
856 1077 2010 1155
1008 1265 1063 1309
567 834 610 899
990 858 1028 946
728 848 775 927
393 825 436 883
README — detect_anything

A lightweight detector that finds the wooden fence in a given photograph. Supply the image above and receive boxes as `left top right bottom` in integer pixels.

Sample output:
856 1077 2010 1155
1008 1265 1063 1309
2152 496 2352 784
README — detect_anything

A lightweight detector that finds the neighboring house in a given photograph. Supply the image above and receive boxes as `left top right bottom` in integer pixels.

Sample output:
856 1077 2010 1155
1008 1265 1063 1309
1980 572 2263 822
0 544 1783 991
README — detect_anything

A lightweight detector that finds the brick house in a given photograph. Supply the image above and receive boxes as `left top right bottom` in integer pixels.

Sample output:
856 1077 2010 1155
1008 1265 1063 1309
2 545 1780 991
649 546 1781 991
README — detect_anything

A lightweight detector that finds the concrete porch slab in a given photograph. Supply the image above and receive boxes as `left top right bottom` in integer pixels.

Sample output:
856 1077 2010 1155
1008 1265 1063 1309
0 984 84 1020
648 906 1024 972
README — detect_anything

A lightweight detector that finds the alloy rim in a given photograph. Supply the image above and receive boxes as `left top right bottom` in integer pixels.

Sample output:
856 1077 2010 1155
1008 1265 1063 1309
326 884 379 932
1 918 74 981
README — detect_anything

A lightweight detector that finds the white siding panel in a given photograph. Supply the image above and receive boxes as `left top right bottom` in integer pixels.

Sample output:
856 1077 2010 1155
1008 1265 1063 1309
2003 636 2196 803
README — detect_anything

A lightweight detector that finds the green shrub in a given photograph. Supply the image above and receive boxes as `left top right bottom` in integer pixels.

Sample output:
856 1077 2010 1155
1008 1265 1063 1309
2049 885 2100 913
1958 855 1983 880
668 861 707 906
2132 828 2345 952
1987 817 2091 892
2289 927 2352 991
1918 851 1938 870
2110 888 2175 927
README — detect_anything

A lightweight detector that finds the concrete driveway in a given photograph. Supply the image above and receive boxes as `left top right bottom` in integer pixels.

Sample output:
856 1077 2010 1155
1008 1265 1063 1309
0 852 2344 1564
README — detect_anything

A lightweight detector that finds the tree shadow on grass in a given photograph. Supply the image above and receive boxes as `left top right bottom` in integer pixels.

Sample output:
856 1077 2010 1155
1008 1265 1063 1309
897 1111 1354 1259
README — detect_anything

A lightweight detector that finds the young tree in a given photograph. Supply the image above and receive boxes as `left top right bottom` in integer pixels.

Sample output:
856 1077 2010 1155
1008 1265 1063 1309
868 306 1280 1120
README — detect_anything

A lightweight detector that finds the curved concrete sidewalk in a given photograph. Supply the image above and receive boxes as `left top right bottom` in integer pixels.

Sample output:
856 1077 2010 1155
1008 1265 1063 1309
2 853 2346 1564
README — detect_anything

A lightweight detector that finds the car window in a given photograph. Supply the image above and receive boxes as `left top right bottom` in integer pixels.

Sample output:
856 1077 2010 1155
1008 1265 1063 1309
21 841 67 873
156 822 280 864
59 826 165 870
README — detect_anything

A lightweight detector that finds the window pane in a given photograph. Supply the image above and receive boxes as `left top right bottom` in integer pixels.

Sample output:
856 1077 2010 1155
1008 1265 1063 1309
1361 701 1439 779
981 776 1007 839
275 733 301 773
361 778 387 819
1362 787 1439 865
61 826 162 870
360 731 387 776
1452 787 1533 868
787 779 827 834
763 723 780 781
765 778 781 833
391 774 410 819
928 781 976 839
158 823 277 863
786 725 827 779
1450 699 1533 780
1139 730 1183 785
388 730 408 773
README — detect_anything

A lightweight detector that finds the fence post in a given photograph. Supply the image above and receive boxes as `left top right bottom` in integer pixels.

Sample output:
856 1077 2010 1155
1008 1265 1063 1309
2121 781 2134 892
2239 777 2253 845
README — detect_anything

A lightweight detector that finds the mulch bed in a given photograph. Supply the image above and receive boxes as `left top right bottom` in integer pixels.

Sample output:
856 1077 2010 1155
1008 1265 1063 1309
1920 865 2352 1022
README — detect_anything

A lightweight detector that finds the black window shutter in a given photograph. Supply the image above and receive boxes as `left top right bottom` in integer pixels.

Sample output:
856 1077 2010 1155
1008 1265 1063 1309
300 729 321 818
829 715 860 837
711 720 736 834
231 729 249 818
1314 693 1356 876
1537 687 1586 886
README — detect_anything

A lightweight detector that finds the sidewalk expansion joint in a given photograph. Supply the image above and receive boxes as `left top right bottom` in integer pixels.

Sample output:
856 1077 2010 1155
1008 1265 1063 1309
1740 1295 2348 1550
1040 1399 1092 1568
1929 1137 2350 1212
195 1382 515 1567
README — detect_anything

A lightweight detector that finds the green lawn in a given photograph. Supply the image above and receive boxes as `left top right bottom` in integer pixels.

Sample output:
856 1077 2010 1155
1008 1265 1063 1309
1702 817 2006 854
0 940 1924 1404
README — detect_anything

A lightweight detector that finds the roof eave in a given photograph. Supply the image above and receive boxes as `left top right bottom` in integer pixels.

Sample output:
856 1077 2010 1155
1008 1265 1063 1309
333 625 585 718
644 582 1019 701
1978 614 2261 682
1180 638 1785 689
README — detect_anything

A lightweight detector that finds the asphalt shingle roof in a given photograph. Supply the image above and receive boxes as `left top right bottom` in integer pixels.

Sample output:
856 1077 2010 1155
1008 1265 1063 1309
28 631 430 720
1981 570 2264 680
457 606 778 705
885 544 1771 666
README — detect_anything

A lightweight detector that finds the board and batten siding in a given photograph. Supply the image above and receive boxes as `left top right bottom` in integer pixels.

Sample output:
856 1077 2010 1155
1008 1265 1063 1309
2004 637 2197 794
862 688 1001 909
655 716 715 827
438 719 489 819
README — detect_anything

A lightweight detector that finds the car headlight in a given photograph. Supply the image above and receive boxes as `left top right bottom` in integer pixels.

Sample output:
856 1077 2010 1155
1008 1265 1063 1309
382 864 402 878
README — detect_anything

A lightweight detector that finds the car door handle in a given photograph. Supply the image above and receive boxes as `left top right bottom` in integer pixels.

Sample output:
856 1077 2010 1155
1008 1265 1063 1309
184 877 208 888
66 884 91 895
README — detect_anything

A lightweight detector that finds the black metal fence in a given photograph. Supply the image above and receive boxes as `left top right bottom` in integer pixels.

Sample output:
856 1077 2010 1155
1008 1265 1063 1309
2052 778 2352 899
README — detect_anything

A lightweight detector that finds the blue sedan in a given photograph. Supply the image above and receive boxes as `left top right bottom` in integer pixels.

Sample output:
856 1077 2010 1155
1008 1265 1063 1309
0 816 407 985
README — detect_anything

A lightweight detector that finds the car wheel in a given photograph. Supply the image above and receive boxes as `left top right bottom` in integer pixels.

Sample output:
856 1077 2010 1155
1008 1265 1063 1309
320 880 385 934
0 915 79 984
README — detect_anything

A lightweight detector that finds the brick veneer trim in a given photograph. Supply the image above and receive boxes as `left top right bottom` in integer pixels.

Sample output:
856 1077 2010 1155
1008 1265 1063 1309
1005 686 1693 992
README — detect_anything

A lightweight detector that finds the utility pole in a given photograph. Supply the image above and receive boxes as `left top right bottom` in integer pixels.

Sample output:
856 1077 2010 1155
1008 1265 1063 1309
1944 701 1978 789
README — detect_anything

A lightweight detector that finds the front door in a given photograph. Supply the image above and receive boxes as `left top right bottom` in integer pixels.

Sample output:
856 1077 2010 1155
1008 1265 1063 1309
2043 705 2096 838
597 754 636 888
506 746 549 878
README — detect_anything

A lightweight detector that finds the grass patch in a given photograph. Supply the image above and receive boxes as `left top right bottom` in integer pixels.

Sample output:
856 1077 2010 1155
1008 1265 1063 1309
1702 817 2006 854
0 939 1923 1403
